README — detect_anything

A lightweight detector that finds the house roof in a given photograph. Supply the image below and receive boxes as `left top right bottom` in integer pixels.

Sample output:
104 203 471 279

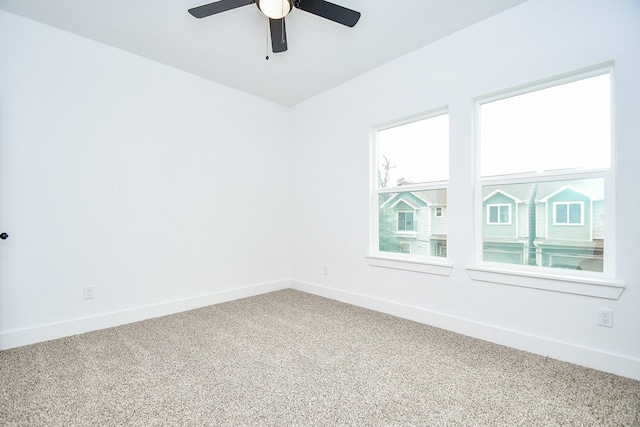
382 189 447 209
482 180 604 203
483 189 523 203
539 185 597 202
412 190 447 206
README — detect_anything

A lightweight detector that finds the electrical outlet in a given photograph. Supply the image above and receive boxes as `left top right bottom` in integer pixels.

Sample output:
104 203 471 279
598 308 613 327
84 286 95 300
323 265 329 275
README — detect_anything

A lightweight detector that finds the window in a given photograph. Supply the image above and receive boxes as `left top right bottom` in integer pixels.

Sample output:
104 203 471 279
397 211 415 231
370 110 449 266
476 69 612 276
487 204 511 224
399 242 411 254
554 202 583 225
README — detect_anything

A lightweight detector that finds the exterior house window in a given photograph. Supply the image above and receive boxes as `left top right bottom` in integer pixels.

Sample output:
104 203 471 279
554 202 583 225
371 110 449 262
397 211 415 231
398 242 411 254
476 69 612 274
487 204 510 224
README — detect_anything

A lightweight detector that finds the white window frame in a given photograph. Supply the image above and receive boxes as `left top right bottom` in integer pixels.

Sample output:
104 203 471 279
553 201 584 225
367 108 453 276
435 207 443 217
487 204 511 225
469 65 625 299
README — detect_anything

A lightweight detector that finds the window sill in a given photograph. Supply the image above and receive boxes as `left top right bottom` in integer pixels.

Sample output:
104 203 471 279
366 255 453 276
466 266 625 299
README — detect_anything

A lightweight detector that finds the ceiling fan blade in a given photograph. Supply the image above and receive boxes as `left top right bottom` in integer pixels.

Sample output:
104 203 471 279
269 18 288 53
188 0 254 18
294 0 360 27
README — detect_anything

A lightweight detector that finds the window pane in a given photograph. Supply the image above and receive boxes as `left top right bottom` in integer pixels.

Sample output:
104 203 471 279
397 212 414 231
378 113 449 187
489 206 498 223
399 242 411 254
569 204 581 224
482 178 603 271
379 190 447 257
556 204 568 223
405 212 414 230
480 74 610 177
499 206 509 223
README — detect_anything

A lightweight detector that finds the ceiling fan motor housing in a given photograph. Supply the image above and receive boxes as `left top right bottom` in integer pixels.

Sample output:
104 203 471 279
257 0 292 19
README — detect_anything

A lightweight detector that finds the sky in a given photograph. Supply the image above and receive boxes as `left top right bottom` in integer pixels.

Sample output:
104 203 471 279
479 73 610 177
378 112 449 187
377 72 610 186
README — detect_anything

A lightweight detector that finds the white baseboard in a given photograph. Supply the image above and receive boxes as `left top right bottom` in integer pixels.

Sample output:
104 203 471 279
4 279 638 381
290 280 640 381
0 280 290 351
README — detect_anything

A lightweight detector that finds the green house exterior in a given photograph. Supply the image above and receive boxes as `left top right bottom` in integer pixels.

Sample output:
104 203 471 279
379 190 447 258
482 182 604 271
536 186 602 269
482 190 525 264
378 182 602 270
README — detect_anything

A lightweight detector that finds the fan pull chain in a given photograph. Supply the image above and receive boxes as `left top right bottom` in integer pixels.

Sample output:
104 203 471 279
281 1 285 43
265 20 270 60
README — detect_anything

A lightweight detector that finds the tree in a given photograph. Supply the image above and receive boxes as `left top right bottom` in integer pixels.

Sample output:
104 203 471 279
396 177 413 186
379 205 400 253
377 155 401 253
378 155 395 189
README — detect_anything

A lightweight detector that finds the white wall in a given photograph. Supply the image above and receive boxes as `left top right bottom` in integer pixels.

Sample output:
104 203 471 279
0 12 291 346
289 0 640 379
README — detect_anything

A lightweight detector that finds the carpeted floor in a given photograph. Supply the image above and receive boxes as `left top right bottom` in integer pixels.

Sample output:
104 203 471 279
1 289 638 426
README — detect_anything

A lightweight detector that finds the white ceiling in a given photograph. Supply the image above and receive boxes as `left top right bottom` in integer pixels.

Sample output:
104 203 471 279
0 0 527 106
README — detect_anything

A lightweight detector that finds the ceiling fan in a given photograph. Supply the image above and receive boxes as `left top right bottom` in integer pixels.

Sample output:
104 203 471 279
188 0 361 54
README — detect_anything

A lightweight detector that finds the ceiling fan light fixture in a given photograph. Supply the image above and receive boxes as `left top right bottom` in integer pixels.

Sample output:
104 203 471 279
257 0 292 19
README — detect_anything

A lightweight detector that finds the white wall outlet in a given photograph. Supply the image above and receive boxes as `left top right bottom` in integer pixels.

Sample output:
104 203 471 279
323 265 329 275
84 286 95 300
598 308 613 327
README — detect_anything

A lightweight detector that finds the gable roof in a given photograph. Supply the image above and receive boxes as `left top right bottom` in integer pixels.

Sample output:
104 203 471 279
483 189 522 203
382 193 429 210
539 185 598 202
482 181 604 203
381 189 447 209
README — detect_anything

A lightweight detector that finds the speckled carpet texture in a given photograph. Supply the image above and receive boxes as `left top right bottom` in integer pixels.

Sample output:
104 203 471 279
1 289 638 426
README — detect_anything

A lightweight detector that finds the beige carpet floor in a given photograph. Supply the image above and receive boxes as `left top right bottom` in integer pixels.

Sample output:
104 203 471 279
1 289 638 426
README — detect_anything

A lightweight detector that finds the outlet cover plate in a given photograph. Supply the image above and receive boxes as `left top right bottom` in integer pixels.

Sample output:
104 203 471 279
598 308 613 327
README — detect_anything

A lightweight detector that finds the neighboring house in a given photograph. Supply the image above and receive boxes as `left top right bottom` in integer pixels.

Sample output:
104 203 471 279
380 190 447 257
379 182 603 271
482 182 604 270
537 185 603 270
483 189 525 265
